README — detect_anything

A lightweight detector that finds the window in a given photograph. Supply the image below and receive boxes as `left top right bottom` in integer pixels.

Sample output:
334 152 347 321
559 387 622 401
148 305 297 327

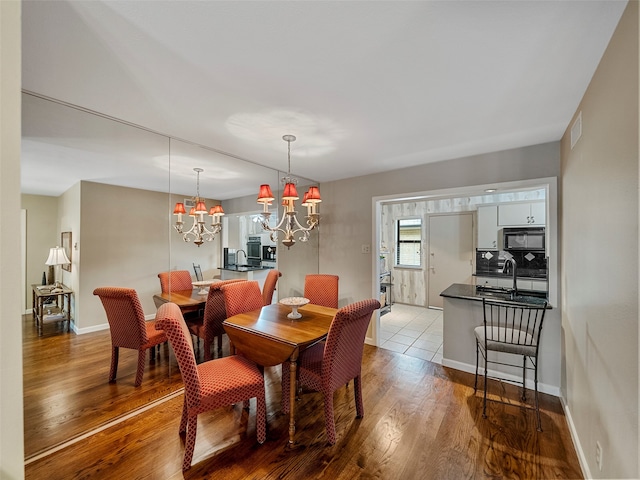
396 218 422 266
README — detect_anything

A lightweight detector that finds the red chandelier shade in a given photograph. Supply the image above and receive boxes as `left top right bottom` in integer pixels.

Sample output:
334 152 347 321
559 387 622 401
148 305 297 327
282 182 299 200
209 204 224 215
306 186 322 203
195 201 208 214
257 184 275 204
173 203 186 215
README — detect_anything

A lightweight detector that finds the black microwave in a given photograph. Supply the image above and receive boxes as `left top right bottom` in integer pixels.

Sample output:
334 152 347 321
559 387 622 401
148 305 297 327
503 227 545 251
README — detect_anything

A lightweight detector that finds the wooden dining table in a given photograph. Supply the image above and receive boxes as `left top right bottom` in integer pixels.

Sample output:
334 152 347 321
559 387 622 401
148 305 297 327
223 302 338 446
152 289 207 314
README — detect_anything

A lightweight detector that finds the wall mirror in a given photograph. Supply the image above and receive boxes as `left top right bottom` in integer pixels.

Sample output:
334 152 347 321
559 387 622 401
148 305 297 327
21 92 319 460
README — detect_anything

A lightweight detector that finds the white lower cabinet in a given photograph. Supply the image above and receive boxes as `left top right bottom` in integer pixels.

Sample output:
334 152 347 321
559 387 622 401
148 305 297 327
475 276 498 287
531 280 548 292
475 276 547 292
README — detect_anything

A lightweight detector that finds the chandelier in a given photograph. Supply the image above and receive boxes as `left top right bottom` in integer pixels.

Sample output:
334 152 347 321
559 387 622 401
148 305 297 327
257 135 321 248
173 168 224 247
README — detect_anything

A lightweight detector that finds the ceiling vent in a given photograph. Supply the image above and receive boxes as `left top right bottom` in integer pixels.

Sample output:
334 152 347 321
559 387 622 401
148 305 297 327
570 111 582 149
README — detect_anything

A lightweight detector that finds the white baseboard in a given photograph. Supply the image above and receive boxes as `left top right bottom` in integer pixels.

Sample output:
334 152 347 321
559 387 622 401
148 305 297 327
75 323 109 335
560 396 589 479
441 358 560 397
73 313 156 335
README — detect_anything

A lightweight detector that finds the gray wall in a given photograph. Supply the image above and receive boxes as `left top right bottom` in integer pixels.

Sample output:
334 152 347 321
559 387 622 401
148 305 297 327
560 2 638 478
319 141 560 312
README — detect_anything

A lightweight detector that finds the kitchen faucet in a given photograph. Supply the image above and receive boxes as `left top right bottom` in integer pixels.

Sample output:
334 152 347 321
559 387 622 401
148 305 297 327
503 257 518 298
236 249 247 266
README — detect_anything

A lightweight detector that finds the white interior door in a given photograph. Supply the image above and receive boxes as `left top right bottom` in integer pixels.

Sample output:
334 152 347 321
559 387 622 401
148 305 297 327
428 213 474 308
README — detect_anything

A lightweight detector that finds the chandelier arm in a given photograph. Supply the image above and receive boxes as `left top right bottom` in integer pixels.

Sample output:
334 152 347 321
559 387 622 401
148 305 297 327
256 134 321 248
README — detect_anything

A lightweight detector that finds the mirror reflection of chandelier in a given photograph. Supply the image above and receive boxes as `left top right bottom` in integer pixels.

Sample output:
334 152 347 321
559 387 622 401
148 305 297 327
257 135 321 248
173 168 224 247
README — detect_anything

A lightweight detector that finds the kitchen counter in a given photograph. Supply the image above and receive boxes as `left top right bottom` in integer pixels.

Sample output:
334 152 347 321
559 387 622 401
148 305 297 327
441 283 550 307
439 282 559 397
220 265 273 292
220 265 273 272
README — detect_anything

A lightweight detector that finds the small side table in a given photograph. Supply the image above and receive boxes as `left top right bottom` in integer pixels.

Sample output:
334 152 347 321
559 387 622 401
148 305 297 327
32 284 73 336
380 272 393 315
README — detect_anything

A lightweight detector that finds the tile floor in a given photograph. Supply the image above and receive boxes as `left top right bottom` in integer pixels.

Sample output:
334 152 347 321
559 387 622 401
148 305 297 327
379 303 443 364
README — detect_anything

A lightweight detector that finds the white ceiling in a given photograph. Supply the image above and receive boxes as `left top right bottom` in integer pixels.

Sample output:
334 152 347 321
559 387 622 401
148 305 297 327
21 0 627 199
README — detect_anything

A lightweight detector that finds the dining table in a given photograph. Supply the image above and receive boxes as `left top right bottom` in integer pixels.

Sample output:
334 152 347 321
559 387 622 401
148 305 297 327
223 302 338 446
152 288 207 315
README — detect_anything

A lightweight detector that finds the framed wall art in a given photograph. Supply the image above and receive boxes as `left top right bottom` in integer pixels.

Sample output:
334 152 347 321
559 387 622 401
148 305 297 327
61 231 72 272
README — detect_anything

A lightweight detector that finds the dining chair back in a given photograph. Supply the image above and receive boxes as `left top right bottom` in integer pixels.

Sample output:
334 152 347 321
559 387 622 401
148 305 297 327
192 263 203 282
474 298 548 431
93 287 167 387
303 274 339 308
158 270 202 340
155 302 266 471
191 279 245 360
221 280 264 318
158 270 193 293
282 298 380 444
262 269 282 305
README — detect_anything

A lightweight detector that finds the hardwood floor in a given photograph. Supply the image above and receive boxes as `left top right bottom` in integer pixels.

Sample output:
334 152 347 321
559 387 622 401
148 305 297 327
23 314 583 479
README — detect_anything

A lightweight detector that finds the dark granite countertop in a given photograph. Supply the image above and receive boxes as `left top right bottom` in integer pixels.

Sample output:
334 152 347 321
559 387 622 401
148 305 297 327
440 283 550 307
220 265 273 272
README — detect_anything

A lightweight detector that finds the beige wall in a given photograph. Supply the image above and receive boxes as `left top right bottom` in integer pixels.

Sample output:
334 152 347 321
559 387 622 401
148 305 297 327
0 0 24 477
79 181 178 331
23 180 227 333
21 194 59 310
560 2 639 478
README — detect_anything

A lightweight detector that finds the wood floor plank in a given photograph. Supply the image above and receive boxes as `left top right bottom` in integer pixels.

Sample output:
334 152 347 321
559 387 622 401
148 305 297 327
23 315 583 479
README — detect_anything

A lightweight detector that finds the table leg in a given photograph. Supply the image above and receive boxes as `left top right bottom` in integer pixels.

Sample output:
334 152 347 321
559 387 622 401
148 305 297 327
288 359 297 445
66 293 71 333
37 297 43 336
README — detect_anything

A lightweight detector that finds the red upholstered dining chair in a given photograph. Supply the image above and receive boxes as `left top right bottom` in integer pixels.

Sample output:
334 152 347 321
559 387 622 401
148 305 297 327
303 274 339 308
190 279 245 361
158 270 193 293
155 303 266 471
93 287 168 387
221 280 264 318
262 269 282 305
281 298 380 444
158 269 202 343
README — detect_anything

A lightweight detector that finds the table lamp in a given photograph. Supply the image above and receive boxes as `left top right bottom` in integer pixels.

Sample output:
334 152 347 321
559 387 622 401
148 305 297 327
45 246 70 293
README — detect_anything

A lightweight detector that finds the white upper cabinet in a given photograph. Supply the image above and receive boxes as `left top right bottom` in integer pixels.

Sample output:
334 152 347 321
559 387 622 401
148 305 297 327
498 201 545 226
529 202 546 225
477 205 499 249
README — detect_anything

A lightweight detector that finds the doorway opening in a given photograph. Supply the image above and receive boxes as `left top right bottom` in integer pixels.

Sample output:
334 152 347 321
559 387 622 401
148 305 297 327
372 178 556 352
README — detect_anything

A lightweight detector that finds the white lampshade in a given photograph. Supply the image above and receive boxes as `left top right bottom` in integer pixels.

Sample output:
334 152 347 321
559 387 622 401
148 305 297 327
45 246 70 266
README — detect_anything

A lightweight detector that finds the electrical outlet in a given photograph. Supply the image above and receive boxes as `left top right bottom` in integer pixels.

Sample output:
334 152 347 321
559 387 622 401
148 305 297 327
361 244 371 254
596 441 603 471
